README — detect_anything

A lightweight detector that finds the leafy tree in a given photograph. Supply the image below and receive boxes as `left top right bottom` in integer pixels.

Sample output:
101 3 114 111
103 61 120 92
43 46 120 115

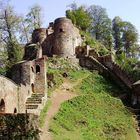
25 4 43 31
112 16 123 51
0 3 22 74
122 21 138 56
66 4 91 31
87 5 112 48
18 4 43 44
112 17 139 58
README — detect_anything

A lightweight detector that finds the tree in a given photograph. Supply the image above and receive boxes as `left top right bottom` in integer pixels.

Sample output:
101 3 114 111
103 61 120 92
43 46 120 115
112 16 123 51
25 4 43 31
0 3 22 74
122 21 138 56
66 4 91 31
87 5 112 48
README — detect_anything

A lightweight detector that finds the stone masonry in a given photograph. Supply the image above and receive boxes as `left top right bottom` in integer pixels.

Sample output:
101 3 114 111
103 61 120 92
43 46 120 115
0 17 81 115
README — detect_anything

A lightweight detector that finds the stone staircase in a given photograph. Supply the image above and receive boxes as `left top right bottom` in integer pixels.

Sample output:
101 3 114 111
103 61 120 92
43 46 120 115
26 93 47 115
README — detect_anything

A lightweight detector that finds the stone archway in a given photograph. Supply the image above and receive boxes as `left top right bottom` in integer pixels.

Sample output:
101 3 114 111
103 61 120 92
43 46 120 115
0 99 5 113
14 108 17 113
31 83 35 93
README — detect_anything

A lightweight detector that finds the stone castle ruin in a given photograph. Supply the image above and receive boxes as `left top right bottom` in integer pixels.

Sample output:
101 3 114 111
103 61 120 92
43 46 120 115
0 17 140 139
24 17 82 59
0 17 82 115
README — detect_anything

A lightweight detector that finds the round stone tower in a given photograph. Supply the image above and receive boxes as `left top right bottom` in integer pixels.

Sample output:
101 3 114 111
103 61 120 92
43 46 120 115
52 17 82 57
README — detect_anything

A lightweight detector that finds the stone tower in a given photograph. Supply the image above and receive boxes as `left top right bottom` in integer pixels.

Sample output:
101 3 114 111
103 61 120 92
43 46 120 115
52 17 82 57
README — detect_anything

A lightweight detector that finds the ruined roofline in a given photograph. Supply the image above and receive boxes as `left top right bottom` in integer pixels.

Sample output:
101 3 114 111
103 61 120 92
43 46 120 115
16 56 47 65
0 75 19 87
54 17 72 23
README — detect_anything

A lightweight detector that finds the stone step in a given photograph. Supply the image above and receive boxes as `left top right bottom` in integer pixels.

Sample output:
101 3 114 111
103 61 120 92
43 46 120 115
26 104 38 109
26 98 42 102
31 94 44 98
26 100 42 104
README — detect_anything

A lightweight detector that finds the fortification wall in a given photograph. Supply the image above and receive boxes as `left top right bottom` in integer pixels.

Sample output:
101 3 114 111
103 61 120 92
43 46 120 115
34 57 47 94
32 28 47 45
98 55 134 88
11 57 47 112
0 76 18 113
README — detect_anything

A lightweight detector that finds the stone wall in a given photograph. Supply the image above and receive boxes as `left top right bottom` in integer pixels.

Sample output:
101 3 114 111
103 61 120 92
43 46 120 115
131 81 140 106
29 17 82 58
75 45 99 59
32 28 47 45
34 57 47 94
11 57 47 95
0 76 19 113
98 55 134 89
4 56 47 113
42 34 54 57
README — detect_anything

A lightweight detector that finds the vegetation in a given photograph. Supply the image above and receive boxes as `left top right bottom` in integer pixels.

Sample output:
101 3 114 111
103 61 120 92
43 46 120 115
39 57 83 126
0 1 43 75
49 70 136 140
80 31 109 55
39 100 51 128
88 5 112 49
66 2 140 80
0 1 139 139
66 3 91 31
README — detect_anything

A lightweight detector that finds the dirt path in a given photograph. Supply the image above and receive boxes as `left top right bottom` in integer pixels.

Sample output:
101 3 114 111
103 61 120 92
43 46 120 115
40 79 78 140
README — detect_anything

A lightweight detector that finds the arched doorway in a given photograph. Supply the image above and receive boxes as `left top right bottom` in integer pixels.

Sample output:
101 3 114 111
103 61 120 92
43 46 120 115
31 83 35 93
14 108 17 113
0 99 5 113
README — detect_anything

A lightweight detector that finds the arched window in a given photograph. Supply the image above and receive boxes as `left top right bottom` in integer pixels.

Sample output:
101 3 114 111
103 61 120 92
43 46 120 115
0 99 5 113
36 65 40 73
14 108 17 113
31 83 35 93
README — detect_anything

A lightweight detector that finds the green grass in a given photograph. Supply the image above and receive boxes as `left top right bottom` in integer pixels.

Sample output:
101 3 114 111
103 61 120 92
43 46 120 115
68 69 90 82
39 100 51 128
39 57 83 127
49 70 136 140
47 56 82 96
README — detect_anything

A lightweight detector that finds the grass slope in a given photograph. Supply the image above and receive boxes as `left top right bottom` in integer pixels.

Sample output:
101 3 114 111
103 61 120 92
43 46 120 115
49 70 136 140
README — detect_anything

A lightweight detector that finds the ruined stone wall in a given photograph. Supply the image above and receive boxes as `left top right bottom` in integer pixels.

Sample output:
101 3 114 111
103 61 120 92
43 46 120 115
32 28 47 45
26 17 82 58
34 57 47 94
12 57 47 93
52 17 82 57
42 34 54 56
98 55 134 88
0 76 18 113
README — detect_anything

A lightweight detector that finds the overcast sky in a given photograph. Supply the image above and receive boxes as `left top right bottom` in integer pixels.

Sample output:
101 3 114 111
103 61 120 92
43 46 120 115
10 0 140 39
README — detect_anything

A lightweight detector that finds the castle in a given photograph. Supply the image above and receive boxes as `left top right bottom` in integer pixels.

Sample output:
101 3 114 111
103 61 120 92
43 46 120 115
0 16 140 116
0 17 82 115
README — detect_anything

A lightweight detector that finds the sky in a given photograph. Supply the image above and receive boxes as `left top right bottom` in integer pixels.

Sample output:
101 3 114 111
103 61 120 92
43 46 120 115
10 0 140 39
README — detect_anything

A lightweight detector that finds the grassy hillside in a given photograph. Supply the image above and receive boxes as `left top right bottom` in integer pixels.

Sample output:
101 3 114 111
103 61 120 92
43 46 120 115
49 69 136 140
